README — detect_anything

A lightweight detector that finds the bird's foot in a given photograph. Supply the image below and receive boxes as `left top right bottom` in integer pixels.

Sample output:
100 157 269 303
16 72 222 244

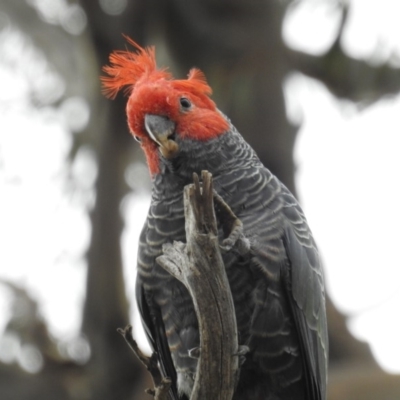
213 191 250 255
220 225 250 255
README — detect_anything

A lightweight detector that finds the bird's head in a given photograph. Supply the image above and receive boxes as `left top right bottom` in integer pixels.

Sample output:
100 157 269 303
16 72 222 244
101 37 229 176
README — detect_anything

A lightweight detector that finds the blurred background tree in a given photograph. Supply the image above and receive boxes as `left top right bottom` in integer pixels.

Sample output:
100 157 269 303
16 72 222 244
0 0 399 399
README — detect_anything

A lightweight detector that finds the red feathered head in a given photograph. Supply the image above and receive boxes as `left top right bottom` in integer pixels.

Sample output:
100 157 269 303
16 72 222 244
101 36 228 175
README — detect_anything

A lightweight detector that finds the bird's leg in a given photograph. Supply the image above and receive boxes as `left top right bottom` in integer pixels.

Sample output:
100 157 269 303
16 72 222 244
213 191 250 255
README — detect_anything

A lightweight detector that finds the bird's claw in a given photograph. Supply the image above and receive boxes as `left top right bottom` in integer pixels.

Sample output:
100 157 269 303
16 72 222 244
188 347 200 359
235 345 250 366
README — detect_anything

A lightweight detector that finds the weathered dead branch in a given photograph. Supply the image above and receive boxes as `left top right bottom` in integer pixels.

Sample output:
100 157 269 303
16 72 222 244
157 170 240 400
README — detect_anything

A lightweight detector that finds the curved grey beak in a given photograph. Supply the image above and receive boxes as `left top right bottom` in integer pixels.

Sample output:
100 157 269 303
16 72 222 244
144 114 176 146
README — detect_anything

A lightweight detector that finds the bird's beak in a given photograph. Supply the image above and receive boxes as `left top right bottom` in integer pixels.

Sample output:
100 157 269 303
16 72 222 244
144 114 179 159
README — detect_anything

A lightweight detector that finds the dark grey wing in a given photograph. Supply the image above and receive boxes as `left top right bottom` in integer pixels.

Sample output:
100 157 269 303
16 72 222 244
281 203 328 400
135 278 180 400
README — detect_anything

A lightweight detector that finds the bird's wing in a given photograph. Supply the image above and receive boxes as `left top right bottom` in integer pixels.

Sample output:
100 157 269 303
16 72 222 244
281 204 328 400
135 277 180 400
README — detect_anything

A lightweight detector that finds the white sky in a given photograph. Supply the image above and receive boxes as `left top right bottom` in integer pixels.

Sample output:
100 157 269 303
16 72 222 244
0 0 399 374
283 0 400 373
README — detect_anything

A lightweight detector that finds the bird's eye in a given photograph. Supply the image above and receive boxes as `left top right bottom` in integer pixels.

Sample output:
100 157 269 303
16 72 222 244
133 135 142 143
179 97 192 110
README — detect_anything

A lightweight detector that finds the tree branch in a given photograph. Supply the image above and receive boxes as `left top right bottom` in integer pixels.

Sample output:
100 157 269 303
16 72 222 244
117 325 171 400
287 46 400 105
157 171 240 400
286 2 400 105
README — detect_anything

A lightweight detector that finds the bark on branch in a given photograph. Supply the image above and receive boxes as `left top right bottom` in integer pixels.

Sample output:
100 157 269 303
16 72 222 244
157 170 240 400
